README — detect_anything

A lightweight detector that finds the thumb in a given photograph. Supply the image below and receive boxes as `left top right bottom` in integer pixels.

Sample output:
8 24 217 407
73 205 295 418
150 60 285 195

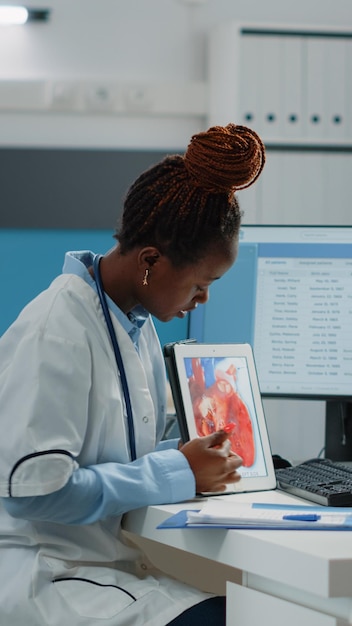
206 430 229 448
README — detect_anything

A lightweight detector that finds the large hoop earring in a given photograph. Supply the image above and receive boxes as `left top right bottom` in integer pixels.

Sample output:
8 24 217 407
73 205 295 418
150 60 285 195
142 268 149 286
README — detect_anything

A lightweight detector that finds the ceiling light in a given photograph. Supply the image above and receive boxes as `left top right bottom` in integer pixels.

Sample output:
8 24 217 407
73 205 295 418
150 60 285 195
0 5 50 25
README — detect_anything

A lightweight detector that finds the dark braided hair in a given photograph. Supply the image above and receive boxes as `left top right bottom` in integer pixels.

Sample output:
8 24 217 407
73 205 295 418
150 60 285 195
115 123 265 267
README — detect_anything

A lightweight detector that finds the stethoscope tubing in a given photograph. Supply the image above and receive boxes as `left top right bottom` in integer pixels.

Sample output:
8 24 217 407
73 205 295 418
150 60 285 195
93 254 137 461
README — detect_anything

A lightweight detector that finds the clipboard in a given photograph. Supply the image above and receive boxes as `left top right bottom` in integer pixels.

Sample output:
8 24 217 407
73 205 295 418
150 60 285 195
157 502 352 531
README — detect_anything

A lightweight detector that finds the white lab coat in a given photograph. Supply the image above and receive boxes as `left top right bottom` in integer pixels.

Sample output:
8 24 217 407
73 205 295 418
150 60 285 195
0 274 209 625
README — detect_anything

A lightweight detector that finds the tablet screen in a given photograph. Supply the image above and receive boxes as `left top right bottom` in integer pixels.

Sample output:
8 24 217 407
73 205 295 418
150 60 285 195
167 342 276 494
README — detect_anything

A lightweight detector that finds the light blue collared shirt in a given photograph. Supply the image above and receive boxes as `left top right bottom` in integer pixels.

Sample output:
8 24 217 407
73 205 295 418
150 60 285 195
63 250 148 349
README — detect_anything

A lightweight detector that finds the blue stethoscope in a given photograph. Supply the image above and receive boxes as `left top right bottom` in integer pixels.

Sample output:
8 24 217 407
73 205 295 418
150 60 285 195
93 254 137 461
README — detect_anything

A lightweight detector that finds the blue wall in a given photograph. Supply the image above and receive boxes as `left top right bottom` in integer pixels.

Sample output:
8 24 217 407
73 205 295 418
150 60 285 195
0 229 188 346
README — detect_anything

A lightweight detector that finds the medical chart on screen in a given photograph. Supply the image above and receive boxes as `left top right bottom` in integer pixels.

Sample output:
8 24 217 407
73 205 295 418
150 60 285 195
254 256 352 395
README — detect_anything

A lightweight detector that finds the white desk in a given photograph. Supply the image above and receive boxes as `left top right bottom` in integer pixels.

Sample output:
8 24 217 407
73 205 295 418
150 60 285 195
123 490 352 626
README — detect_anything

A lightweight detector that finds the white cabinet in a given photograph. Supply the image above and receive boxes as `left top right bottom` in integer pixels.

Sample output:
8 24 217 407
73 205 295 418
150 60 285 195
227 581 348 626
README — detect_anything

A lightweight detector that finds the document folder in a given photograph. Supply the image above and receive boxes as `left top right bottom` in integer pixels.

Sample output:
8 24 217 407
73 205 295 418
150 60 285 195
157 501 352 531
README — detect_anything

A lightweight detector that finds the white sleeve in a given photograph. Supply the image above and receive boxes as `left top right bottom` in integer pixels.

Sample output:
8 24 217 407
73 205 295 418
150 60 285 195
0 329 91 497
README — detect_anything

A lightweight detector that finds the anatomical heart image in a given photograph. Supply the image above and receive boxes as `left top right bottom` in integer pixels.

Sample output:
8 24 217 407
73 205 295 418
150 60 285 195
185 357 255 466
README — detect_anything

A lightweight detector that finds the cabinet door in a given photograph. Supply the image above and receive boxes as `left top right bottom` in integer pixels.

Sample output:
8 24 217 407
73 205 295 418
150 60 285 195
226 582 347 626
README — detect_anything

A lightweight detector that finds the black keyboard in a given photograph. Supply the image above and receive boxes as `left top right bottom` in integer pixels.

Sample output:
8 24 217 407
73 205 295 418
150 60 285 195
275 458 352 506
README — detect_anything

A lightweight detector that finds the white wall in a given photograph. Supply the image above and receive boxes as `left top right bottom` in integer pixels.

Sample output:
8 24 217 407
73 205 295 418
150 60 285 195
1 0 351 150
1 0 352 461
0 0 208 149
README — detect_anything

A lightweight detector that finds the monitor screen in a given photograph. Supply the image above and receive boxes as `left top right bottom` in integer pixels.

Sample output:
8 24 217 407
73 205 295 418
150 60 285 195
189 225 352 400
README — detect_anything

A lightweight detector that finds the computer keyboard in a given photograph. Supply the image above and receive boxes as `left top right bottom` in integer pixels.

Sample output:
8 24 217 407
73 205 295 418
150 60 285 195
275 458 352 506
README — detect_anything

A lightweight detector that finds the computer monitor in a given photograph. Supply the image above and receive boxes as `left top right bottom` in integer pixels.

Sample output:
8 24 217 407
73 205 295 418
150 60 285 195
189 224 352 461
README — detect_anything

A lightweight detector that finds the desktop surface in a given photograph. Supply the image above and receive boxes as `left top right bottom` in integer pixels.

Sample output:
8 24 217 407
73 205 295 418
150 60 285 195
123 490 352 600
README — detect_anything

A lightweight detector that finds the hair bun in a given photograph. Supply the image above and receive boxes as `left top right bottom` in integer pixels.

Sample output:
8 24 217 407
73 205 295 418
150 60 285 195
184 123 265 194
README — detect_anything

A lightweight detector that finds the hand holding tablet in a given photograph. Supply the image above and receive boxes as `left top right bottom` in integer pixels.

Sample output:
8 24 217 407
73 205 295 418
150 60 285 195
164 342 276 495
179 430 243 494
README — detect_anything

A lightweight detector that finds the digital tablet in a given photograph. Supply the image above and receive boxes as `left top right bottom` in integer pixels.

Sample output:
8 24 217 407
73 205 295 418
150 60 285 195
164 341 277 495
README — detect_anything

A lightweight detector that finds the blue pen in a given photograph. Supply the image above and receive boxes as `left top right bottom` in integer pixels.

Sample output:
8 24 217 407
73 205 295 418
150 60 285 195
282 514 321 522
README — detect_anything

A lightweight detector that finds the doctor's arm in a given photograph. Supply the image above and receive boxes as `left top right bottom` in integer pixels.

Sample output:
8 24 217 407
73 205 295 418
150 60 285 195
3 432 240 525
2 448 194 525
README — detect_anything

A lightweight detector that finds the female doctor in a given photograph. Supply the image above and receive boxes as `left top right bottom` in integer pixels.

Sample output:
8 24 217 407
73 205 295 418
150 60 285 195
0 123 265 626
